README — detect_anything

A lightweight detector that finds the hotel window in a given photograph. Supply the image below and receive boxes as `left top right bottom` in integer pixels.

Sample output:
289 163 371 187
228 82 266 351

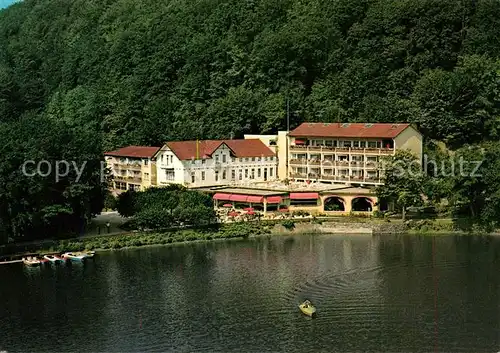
325 140 333 147
144 173 150 180
257 169 261 178
333 140 338 147
343 141 351 148
165 170 175 181
215 171 219 181
144 159 149 165
239 170 242 180
222 155 226 163
201 171 205 180
215 155 219 163
170 155 173 163
256 157 260 162
191 159 195 165
222 170 226 179
245 169 248 178
360 141 366 148
269 156 274 161
191 172 195 183
231 170 235 180
120 158 126 163
202 159 206 164
251 169 255 179
270 168 273 177
161 155 164 162
368 141 377 148
353 141 360 148
245 158 249 162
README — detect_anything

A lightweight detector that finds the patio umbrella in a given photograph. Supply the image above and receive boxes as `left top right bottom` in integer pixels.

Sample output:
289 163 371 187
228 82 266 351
247 210 255 215
222 203 233 207
279 208 289 212
228 211 240 217
244 207 254 211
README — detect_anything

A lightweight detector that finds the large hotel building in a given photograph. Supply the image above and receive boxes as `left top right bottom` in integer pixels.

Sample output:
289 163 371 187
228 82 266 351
105 122 422 214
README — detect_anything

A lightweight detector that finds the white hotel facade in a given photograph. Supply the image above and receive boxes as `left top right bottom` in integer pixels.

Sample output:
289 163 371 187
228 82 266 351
153 139 278 188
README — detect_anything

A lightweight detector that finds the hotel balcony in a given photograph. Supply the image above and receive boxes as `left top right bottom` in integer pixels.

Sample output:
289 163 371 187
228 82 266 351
289 159 307 166
113 163 142 171
288 172 382 185
289 159 382 169
289 145 394 155
114 175 142 183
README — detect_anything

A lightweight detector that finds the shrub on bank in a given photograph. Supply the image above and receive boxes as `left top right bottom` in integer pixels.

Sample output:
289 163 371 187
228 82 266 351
282 220 295 230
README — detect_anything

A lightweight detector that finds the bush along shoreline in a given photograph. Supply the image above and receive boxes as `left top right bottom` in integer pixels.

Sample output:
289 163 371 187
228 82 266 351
1 217 494 259
35 223 272 255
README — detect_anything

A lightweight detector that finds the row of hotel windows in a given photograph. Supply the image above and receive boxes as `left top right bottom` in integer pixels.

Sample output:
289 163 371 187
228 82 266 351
300 140 392 148
190 155 275 165
114 182 140 191
191 167 275 182
291 155 379 162
160 154 276 165
292 168 380 176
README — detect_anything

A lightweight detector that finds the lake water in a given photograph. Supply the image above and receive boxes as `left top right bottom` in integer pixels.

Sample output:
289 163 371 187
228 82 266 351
1 234 500 352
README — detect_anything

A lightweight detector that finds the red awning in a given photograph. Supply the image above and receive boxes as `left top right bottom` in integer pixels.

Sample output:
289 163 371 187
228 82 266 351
267 196 282 204
247 196 264 203
213 193 232 200
289 192 319 200
229 194 248 202
294 139 305 145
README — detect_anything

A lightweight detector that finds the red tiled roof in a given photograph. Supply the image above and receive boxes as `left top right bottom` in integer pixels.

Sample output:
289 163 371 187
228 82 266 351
289 123 411 138
223 139 275 158
105 146 161 158
165 139 275 160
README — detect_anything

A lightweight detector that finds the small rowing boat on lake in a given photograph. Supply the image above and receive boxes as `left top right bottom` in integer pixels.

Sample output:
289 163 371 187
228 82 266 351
299 300 316 317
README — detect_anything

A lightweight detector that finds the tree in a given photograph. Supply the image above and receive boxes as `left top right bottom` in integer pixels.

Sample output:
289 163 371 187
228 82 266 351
376 150 425 221
447 143 500 232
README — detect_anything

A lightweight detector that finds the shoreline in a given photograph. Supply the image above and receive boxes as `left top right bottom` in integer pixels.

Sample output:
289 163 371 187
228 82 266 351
0 218 494 260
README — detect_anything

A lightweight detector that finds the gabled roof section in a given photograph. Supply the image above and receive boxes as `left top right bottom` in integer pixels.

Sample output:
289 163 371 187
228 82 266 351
289 122 412 138
223 139 275 158
164 140 224 160
163 139 275 160
105 146 161 158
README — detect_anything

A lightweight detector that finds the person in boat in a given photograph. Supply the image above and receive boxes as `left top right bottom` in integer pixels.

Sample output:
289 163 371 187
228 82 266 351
303 300 311 308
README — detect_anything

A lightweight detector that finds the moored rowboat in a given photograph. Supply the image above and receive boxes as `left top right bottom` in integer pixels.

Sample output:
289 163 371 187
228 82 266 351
43 254 64 263
62 252 87 261
22 256 41 266
83 251 95 258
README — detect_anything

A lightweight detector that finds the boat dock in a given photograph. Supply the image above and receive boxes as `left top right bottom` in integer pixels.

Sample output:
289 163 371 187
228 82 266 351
0 259 22 265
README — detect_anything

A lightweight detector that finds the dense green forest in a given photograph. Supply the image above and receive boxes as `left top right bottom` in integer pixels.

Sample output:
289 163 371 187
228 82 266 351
1 0 500 242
